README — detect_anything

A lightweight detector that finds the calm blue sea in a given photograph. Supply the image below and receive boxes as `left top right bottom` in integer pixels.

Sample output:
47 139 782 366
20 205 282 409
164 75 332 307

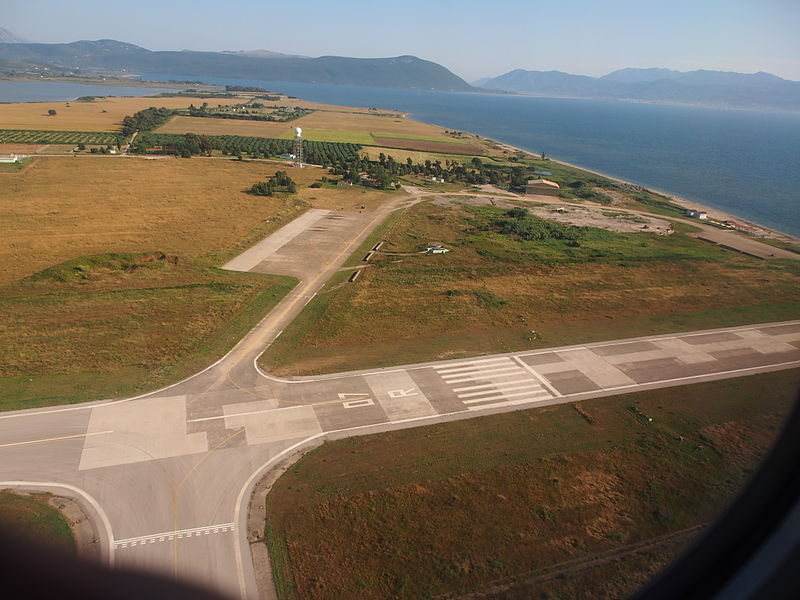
0 80 178 102
2 77 799 236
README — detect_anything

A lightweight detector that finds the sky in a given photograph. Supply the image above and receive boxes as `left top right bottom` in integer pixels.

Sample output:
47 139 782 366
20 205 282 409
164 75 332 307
5 0 800 82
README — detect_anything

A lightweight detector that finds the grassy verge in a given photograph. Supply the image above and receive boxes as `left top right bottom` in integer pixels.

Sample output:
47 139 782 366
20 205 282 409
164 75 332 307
0 253 297 411
0 490 76 554
259 201 800 375
265 369 799 600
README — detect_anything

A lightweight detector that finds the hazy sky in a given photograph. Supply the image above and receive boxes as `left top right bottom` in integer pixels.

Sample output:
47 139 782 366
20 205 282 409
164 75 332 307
5 0 800 81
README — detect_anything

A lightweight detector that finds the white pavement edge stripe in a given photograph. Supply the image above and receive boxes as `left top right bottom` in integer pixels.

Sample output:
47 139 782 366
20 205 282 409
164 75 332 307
0 430 113 448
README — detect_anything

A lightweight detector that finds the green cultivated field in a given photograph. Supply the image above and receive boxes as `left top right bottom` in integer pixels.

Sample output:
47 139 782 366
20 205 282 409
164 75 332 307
266 369 799 600
0 129 118 145
259 201 800 375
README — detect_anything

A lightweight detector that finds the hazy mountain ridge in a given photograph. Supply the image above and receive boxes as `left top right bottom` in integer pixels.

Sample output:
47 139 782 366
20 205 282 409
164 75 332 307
0 27 28 43
479 67 800 111
0 39 472 91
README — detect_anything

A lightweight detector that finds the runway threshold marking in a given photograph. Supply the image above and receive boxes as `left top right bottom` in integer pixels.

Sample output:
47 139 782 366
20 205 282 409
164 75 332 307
114 522 236 549
0 430 113 449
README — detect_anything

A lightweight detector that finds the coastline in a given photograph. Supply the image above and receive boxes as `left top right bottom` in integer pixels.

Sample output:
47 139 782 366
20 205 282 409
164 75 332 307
491 140 799 243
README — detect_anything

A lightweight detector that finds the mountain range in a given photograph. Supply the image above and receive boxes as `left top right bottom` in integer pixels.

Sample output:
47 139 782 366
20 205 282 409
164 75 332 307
0 38 472 91
1 30 797 110
477 67 800 111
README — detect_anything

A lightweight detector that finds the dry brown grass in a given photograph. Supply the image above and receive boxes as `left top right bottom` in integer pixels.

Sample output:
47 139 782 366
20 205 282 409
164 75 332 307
0 96 232 132
363 146 482 164
297 185 393 211
0 156 327 284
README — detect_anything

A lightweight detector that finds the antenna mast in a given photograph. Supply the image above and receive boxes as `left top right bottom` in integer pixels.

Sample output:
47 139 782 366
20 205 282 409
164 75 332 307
293 127 303 167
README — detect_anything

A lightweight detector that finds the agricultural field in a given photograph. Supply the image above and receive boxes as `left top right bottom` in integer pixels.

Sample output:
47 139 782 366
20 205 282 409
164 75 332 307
260 200 800 375
156 106 475 151
0 95 232 132
0 129 118 145
0 156 343 408
265 369 798 600
0 490 75 554
373 136 483 154
157 115 291 138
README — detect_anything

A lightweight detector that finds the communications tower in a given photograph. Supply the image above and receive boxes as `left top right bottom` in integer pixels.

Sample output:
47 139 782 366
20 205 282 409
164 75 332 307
293 126 303 167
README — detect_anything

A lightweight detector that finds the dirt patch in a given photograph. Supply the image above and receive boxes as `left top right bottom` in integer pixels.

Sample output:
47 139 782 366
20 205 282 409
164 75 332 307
373 137 484 155
0 143 45 154
526 204 673 235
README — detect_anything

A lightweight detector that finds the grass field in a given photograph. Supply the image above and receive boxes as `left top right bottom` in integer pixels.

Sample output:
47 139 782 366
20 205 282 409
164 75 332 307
0 490 75 554
265 369 799 600
260 201 800 375
0 156 327 284
0 96 232 132
0 156 351 408
0 253 297 410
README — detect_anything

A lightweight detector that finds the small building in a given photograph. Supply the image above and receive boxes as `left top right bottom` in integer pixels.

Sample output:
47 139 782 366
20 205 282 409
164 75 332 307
0 154 21 164
686 209 708 220
525 178 561 196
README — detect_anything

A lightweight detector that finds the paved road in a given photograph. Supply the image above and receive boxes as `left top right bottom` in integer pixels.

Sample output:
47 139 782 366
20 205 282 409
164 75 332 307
1 198 798 599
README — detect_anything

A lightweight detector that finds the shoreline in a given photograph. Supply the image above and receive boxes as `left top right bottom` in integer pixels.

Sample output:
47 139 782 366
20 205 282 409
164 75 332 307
491 140 799 243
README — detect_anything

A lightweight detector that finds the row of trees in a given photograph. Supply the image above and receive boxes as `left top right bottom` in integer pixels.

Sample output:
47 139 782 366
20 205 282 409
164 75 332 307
120 107 174 136
131 133 362 164
328 153 531 191
250 171 297 195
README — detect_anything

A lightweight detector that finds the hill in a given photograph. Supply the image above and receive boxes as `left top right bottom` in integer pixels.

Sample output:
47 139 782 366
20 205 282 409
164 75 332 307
0 39 473 91
480 67 800 111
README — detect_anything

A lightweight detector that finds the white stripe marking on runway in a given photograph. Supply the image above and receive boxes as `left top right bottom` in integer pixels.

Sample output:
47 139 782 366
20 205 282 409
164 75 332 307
462 389 551 404
440 366 526 382
458 383 545 398
114 522 235 549
452 378 534 393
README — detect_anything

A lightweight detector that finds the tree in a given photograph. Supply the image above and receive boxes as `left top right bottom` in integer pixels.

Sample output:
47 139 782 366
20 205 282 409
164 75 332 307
47 109 57 116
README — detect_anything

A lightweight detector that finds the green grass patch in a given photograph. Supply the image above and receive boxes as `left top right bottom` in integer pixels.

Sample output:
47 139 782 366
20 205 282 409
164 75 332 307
0 129 118 145
0 490 76 554
265 369 798 600
0 253 297 410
